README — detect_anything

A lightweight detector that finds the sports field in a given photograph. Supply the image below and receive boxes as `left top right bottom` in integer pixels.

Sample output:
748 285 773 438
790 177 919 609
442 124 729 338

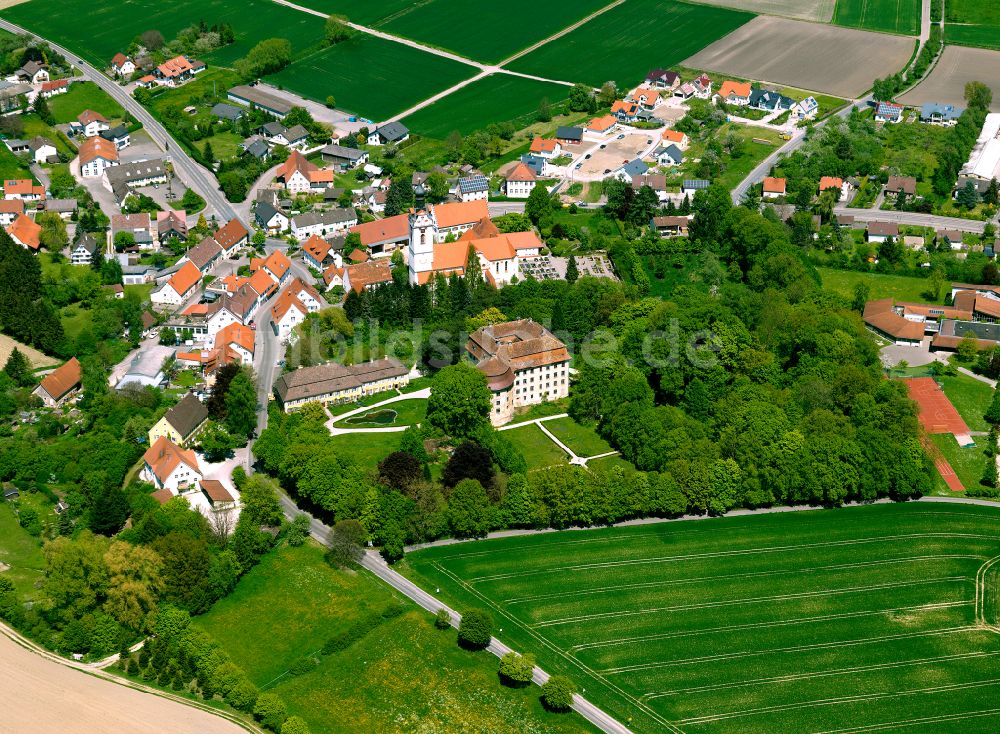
403 502 1000 734
402 74 570 137
379 0 613 64
5 0 326 68
833 0 921 35
507 0 754 89
268 34 475 121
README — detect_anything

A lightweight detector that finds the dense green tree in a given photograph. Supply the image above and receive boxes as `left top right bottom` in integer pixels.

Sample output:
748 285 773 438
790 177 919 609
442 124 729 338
498 652 535 687
567 83 596 112
426 362 491 439
324 14 352 44
224 371 257 439
3 348 32 386
524 183 552 224
281 716 311 734
457 608 492 649
541 675 577 711
445 479 491 538
326 519 365 568
253 692 287 731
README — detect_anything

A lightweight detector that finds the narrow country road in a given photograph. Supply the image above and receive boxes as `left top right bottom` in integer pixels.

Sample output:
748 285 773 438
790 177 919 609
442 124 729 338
0 18 237 224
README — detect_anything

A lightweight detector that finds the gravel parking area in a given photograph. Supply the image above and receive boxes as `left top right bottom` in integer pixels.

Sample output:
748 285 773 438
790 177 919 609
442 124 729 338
577 134 653 178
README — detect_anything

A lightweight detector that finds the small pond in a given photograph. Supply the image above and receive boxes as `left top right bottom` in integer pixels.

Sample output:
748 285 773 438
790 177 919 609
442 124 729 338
344 409 397 426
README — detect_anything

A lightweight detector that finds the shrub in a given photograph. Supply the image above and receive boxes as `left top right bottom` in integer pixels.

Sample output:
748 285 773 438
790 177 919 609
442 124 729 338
541 675 577 712
434 608 451 630
253 692 288 732
457 608 492 650
498 652 535 687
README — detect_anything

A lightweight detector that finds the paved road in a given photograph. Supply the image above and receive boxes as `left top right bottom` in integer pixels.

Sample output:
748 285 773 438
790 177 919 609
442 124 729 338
0 18 236 224
488 202 527 216
833 206 988 233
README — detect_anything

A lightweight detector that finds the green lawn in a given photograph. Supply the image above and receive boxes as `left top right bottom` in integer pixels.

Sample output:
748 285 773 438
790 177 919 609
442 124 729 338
379 0 612 64
544 417 613 458
0 146 34 182
833 0 921 35
330 431 402 470
402 502 1000 734
195 541 598 734
333 398 427 428
817 267 940 303
47 82 124 123
200 130 242 161
0 501 46 600
585 454 634 474
267 35 475 122
507 0 754 88
18 115 75 157
714 126 785 190
6 0 327 69
403 74 570 139
937 372 994 433
502 423 570 470
929 433 989 491
945 22 1000 50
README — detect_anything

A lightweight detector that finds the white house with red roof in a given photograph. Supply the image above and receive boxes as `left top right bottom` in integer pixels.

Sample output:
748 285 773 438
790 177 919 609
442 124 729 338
276 151 334 194
504 162 537 199
72 110 110 138
39 79 68 98
151 261 202 306
6 213 41 251
111 53 135 77
270 277 323 342
213 218 250 258
141 436 202 494
529 137 561 159
4 178 45 201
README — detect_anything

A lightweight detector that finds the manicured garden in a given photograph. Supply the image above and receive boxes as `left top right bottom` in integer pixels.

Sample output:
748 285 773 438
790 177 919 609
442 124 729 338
333 398 427 428
544 417 613 457
502 423 570 470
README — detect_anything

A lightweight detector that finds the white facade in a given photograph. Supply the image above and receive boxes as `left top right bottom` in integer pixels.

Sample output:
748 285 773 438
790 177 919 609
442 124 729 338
80 156 116 178
141 458 201 494
151 282 187 306
408 209 436 284
505 178 535 198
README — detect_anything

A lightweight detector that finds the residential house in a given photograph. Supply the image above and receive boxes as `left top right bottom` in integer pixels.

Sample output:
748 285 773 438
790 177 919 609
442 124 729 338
79 137 119 177
920 102 963 125
270 278 323 342
275 151 333 194
105 160 167 204
937 229 964 249
586 115 618 135
16 61 48 84
867 221 899 243
148 392 209 446
689 73 713 100
466 320 570 425
214 218 250 257
529 137 562 158
320 144 368 171
748 88 794 112
123 264 158 285
70 234 100 265
111 53 135 77
281 125 310 149
504 162 537 199
555 126 584 145
367 122 410 146
717 80 752 106
273 358 410 411
185 236 223 272
0 80 27 113
155 56 201 86
227 85 293 119
255 201 290 234
349 215 410 258
255 249 291 286
455 174 489 202
32 357 81 408
72 110 110 138
241 137 270 162
365 189 386 213
819 176 851 200
645 69 680 90
25 137 57 165
519 154 546 177
655 144 683 166
111 213 154 248
4 178 45 201
627 88 662 111
151 260 202 306
682 179 710 196
302 234 340 270
651 215 689 238
290 208 358 240
0 199 23 226
99 125 131 150
885 175 917 198
157 209 187 243
39 79 68 98
211 103 244 122
325 258 393 294
661 128 689 149
874 101 904 124
42 199 78 220
104 283 124 299
613 159 648 183
610 99 640 122
763 176 786 199
141 436 201 494
631 174 668 202
6 213 41 251
792 96 819 120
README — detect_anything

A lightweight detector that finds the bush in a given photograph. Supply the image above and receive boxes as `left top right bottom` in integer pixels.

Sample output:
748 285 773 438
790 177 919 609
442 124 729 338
281 716 310 734
498 651 535 687
457 608 492 650
434 608 451 630
226 677 259 712
541 675 577 712
253 692 288 732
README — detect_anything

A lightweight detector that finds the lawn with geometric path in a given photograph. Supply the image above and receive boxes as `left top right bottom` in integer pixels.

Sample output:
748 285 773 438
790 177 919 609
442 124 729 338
402 502 1000 734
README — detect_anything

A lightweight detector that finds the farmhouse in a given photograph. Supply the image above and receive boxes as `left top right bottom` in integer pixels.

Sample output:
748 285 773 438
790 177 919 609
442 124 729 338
276 151 333 194
6 213 41 251
273 358 410 411
466 320 570 426
148 392 209 447
504 162 537 199
367 122 410 146
228 85 293 118
16 61 48 84
141 437 202 494
763 177 786 198
320 144 368 171
184 236 223 272
79 137 119 178
32 357 81 408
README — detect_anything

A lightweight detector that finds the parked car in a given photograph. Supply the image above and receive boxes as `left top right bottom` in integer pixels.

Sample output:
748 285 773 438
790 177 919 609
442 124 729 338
585 153 591 159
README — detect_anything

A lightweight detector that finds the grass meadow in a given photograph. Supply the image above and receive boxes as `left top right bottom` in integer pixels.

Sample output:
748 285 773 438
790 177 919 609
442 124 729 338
47 82 123 124
379 0 613 63
817 266 940 303
193 542 598 734
402 74 570 138
0 146 33 182
832 0 921 35
329 431 403 471
268 35 475 121
402 502 1000 734
544 417 614 458
0 501 46 599
940 0 1000 49
928 433 989 491
945 23 1000 51
936 372 994 433
507 0 754 88
503 423 571 470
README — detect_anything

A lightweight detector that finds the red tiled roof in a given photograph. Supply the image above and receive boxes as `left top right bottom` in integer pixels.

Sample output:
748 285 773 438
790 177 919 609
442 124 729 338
79 136 118 166
7 214 41 249
763 176 786 194
168 261 202 297
142 436 199 484
350 214 409 246
38 357 81 402
214 218 249 249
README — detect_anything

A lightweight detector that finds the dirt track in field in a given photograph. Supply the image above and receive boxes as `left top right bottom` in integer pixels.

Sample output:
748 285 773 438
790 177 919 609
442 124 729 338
0 634 249 734
899 45 1000 112
683 0 835 22
684 16 914 98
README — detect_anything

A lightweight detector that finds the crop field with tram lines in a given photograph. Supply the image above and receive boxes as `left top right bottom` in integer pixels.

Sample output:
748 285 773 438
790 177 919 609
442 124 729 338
402 502 1000 734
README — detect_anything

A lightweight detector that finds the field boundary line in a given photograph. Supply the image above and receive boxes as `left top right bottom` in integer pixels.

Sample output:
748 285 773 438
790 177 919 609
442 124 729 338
975 554 1000 631
602 625 972 674
571 601 967 652
429 561 686 734
497 0 628 66
644 650 1000 699
468 532 998 583
811 706 1000 734
681 676 1000 725
532 577 966 627
504 554 982 605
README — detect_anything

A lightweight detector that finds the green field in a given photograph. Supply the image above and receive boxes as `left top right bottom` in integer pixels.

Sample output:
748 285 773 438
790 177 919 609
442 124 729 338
544 417 613 457
818 266 940 303
507 0 754 88
19 115 75 158
277 0 419 26
333 398 427 428
47 82 123 124
0 501 46 600
403 502 1000 734
937 372 994 433
194 542 597 734
379 0 613 64
945 23 1000 50
929 433 989 491
6 0 326 69
502 423 570 470
0 147 33 182
268 35 475 121
403 74 570 138
942 0 1000 49
833 0 921 35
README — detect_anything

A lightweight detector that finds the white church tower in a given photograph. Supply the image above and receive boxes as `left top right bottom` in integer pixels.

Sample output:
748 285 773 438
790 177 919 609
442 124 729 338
408 207 437 284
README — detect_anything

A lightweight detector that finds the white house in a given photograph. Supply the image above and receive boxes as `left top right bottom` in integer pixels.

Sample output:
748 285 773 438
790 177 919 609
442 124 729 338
290 208 357 240
504 162 537 199
111 53 135 77
874 102 904 124
70 234 100 266
792 96 819 120
151 261 202 307
455 174 489 203
141 437 202 494
26 137 57 165
255 201 290 234
367 122 409 146
73 110 110 138
78 137 119 178
656 144 684 167
270 278 323 342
